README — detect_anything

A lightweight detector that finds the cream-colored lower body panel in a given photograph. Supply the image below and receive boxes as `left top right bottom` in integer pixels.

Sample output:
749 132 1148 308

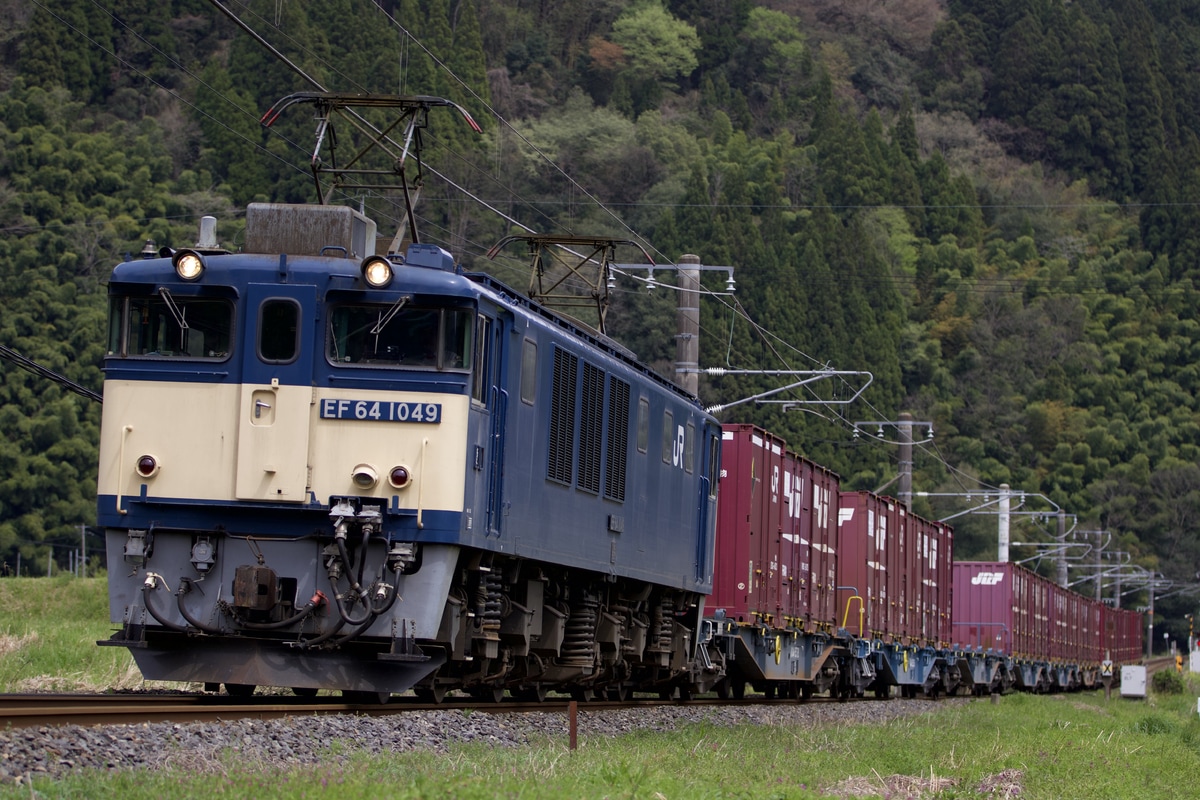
99 379 470 513
307 391 470 512
235 383 311 501
98 380 241 505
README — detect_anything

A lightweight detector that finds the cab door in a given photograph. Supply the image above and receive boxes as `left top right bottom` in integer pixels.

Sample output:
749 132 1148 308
695 423 721 589
467 310 508 538
235 284 316 501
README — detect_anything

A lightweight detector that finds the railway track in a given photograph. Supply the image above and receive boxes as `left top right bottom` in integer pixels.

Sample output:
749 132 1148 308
0 692 735 730
6 665 1173 731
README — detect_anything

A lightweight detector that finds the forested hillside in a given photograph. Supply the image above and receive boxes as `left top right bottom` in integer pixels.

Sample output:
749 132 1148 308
2 0 1199 631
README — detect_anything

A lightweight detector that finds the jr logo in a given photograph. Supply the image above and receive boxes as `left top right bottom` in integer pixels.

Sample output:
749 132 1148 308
672 425 685 468
971 571 1004 586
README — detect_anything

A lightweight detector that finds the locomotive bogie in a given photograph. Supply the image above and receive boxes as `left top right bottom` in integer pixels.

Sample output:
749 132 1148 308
405 549 719 699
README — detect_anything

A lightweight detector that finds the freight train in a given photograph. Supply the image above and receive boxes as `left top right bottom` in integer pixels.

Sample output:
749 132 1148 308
701 424 1144 700
96 203 725 702
94 203 1142 702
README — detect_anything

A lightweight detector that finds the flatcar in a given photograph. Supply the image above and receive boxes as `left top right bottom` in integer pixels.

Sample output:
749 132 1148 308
837 490 956 697
705 424 960 700
706 424 847 700
97 203 725 701
704 423 1145 700
952 561 1143 693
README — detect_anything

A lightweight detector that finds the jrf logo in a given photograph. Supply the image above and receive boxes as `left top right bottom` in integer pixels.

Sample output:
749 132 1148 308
971 571 1004 586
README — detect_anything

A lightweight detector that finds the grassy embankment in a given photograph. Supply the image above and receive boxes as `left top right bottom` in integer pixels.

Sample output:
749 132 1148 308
3 577 1200 798
0 576 142 692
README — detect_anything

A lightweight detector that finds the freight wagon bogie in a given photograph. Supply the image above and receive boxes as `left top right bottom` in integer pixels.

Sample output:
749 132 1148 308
708 622 859 700
954 652 1014 696
869 644 959 698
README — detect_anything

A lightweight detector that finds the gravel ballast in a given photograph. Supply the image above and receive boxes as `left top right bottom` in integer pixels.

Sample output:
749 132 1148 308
0 698 964 784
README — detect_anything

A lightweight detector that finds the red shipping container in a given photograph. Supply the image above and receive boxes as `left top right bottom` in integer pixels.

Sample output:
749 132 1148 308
837 492 891 640
838 492 939 644
1102 606 1143 665
953 561 1053 660
797 456 840 627
712 425 840 631
913 513 953 647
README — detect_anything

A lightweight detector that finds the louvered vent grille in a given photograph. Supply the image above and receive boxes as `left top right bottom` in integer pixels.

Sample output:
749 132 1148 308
578 362 604 493
547 347 577 483
604 377 630 502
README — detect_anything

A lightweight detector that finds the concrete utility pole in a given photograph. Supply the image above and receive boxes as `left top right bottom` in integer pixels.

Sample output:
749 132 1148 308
1095 529 1103 601
1148 583 1155 660
675 255 700 397
898 412 913 510
854 417 932 511
998 484 1011 562
1056 510 1068 587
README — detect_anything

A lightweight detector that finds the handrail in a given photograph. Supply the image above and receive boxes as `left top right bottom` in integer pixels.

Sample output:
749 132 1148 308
837 585 865 635
417 437 428 529
117 425 133 515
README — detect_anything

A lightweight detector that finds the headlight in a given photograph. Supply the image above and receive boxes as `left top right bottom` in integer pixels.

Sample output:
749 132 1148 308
173 249 206 281
360 256 393 288
351 463 379 489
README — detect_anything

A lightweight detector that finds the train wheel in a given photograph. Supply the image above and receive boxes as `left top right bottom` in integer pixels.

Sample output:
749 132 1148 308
571 687 595 702
291 687 319 699
470 686 505 703
607 684 629 702
224 683 256 698
715 680 730 700
730 679 746 700
874 684 890 700
800 684 814 702
415 685 449 704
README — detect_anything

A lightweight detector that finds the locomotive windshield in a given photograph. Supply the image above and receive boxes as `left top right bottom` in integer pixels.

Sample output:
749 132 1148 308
327 303 472 370
107 292 233 360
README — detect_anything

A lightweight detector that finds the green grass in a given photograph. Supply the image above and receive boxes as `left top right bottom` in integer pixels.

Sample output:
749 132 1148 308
7 688 1200 799
0 576 143 692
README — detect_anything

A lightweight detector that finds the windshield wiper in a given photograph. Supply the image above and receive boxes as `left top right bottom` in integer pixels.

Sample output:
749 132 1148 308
370 294 412 335
158 288 190 332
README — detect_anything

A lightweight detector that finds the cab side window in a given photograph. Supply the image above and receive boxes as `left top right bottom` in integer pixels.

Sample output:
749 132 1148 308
472 314 492 404
259 299 299 363
520 338 537 404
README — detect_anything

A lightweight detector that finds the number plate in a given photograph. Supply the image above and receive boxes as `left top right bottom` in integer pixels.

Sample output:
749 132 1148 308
319 399 442 423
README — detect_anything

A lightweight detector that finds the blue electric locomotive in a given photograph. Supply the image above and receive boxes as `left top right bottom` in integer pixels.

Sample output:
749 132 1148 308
97 203 724 701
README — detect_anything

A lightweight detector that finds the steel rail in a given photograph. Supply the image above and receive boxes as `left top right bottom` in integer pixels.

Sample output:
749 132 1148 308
0 692 795 731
